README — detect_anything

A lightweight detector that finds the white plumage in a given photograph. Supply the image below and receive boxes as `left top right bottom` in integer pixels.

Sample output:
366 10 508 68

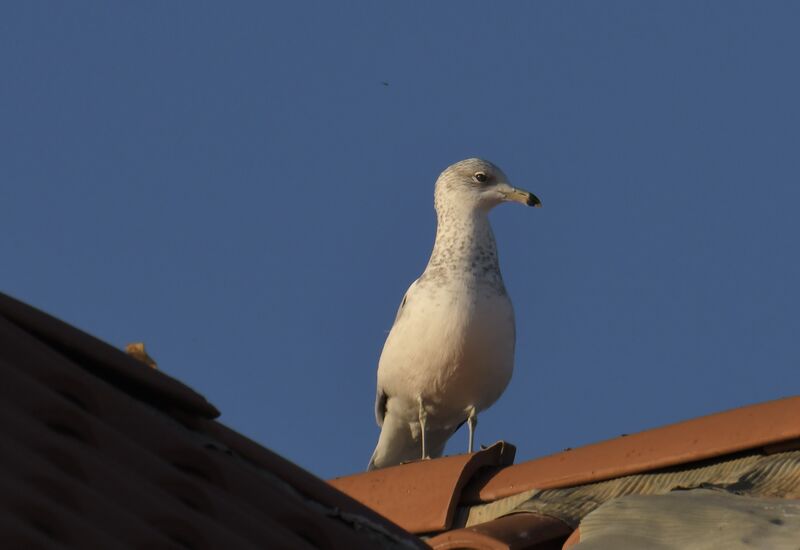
369 158 540 470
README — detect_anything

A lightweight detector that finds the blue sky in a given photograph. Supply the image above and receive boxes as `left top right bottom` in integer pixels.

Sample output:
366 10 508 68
3 2 799 479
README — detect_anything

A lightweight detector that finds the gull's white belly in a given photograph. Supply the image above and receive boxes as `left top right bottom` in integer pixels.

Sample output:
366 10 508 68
377 284 515 427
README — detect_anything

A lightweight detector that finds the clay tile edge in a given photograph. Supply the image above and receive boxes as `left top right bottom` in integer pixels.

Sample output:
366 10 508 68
462 396 800 503
562 528 580 549
329 441 515 534
428 512 573 550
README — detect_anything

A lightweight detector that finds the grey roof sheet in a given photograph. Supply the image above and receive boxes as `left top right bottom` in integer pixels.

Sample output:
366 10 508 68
575 489 800 549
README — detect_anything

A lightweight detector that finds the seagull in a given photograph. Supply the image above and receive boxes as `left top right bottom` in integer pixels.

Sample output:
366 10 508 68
368 158 540 470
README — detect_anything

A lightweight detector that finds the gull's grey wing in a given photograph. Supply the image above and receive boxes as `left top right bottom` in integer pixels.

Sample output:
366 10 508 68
374 278 421 427
375 388 387 427
390 278 419 326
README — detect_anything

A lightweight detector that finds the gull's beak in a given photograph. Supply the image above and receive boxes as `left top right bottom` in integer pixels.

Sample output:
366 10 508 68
498 184 542 207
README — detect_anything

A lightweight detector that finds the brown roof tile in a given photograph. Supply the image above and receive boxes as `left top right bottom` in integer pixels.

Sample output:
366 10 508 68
427 513 572 550
561 528 580 549
0 292 425 549
330 442 515 534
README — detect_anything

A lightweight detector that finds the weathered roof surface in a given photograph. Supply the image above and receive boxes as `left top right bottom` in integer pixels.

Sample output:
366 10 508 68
572 489 800 549
0 292 425 549
464 447 800 526
333 397 800 548
464 396 800 502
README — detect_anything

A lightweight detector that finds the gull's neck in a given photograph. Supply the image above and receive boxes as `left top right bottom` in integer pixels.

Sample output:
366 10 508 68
423 201 504 289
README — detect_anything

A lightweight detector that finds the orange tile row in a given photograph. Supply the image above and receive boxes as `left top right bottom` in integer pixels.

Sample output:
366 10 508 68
332 395 800 544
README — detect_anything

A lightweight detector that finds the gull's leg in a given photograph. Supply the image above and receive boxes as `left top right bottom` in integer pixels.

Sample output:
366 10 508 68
467 406 478 454
418 396 428 460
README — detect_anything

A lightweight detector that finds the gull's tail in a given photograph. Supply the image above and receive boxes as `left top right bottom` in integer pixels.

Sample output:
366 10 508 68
368 412 454 471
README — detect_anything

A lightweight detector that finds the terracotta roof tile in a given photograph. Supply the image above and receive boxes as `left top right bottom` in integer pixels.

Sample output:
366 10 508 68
427 512 572 550
561 528 580 549
462 396 800 503
330 442 515 534
0 292 425 549
330 386 800 547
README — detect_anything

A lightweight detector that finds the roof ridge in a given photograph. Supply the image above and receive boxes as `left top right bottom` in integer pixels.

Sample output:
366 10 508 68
0 292 219 419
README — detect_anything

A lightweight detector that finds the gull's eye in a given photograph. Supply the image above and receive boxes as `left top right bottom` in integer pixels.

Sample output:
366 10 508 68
474 172 488 183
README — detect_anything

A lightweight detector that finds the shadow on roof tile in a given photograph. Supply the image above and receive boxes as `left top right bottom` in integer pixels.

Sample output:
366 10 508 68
0 292 426 549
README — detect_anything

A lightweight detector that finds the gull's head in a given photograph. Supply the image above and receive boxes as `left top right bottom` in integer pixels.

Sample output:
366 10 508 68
434 158 541 213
